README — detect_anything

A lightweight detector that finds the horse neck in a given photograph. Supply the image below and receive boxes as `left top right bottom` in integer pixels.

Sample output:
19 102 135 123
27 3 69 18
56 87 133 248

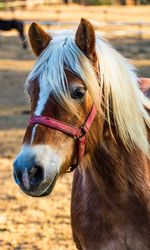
72 128 150 248
82 126 150 205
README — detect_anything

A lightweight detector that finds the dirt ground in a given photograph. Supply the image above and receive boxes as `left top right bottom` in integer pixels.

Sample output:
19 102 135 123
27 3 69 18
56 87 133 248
0 5 150 250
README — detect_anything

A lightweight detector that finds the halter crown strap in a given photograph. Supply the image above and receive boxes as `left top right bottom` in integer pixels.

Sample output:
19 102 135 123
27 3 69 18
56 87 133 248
82 104 97 133
28 104 97 172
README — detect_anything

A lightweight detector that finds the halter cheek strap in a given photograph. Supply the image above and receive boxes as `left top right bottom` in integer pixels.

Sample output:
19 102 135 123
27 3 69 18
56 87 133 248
28 104 97 172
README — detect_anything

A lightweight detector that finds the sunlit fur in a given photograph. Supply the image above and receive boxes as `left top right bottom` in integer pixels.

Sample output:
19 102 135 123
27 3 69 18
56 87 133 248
26 29 150 156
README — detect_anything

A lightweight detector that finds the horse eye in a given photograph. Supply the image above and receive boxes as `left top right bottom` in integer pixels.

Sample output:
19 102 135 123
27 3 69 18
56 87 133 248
71 87 86 100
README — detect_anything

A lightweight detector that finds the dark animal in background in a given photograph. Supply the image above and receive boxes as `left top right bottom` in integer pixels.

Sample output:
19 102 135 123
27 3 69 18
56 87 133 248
0 19 27 49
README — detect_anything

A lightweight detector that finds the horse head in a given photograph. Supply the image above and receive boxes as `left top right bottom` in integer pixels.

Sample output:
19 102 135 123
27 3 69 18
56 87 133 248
13 19 150 198
13 19 101 197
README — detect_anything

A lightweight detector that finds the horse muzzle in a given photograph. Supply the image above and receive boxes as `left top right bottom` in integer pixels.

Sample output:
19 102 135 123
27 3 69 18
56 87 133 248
13 145 61 197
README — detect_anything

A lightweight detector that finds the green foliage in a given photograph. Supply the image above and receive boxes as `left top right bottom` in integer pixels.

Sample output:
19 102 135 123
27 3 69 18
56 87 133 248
90 0 111 5
0 0 5 10
141 0 150 4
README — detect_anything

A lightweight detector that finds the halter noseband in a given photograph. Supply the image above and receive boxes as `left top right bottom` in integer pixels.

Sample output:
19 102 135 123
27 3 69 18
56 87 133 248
28 104 97 173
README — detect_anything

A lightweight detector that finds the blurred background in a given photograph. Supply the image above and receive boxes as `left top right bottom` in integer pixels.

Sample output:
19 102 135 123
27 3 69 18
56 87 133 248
0 0 150 249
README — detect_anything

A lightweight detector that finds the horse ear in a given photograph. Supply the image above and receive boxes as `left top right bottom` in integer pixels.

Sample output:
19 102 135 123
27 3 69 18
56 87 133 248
28 22 51 56
75 18 95 58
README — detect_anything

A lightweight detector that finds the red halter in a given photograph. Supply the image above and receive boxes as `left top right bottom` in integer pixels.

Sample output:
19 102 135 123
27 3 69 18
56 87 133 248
28 104 97 172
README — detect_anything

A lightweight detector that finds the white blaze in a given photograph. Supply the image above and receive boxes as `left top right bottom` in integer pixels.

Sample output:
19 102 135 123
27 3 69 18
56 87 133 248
30 80 50 144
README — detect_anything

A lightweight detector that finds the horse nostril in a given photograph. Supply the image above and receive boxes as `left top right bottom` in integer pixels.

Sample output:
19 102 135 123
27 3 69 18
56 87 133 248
14 170 20 185
29 165 44 187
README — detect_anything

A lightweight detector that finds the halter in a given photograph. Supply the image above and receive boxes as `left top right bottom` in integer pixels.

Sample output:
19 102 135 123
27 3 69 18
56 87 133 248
28 104 97 172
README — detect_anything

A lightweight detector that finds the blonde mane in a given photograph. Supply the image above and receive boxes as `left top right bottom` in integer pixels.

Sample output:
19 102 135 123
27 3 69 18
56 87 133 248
26 28 150 156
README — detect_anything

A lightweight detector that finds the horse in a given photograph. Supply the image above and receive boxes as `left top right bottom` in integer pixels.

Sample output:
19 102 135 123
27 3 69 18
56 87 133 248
13 19 150 249
0 19 27 49
139 78 150 98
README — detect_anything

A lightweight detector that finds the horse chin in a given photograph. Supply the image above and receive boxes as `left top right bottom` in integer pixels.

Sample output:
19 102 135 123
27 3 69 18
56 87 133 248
22 174 57 198
38 175 57 197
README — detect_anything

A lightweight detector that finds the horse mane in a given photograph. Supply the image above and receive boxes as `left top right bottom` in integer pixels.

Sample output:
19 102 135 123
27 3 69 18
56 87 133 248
26 29 150 157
